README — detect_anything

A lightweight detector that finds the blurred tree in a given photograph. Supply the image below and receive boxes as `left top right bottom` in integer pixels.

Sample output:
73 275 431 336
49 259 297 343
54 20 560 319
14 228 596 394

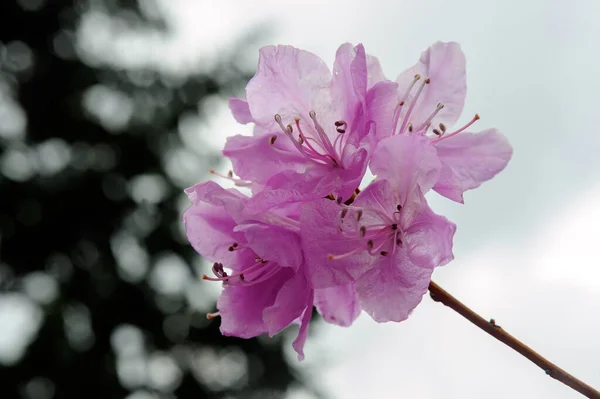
0 1 302 398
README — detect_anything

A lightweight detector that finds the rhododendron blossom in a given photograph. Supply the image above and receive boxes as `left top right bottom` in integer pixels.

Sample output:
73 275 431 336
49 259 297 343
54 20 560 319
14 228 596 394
183 41 512 359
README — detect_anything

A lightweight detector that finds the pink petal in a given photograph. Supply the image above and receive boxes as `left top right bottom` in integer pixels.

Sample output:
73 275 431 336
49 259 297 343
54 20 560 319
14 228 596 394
331 43 367 122
314 283 360 327
370 134 441 196
292 293 314 361
366 54 387 88
246 45 331 127
403 190 456 269
184 181 247 222
356 252 432 323
433 128 513 202
222 133 306 184
395 41 466 130
362 81 399 142
228 98 253 124
218 267 293 338
300 199 373 289
235 223 304 270
263 271 311 336
182 201 248 267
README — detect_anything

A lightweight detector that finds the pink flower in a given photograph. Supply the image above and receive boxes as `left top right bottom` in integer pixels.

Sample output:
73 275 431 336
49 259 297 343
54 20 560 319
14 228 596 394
370 41 513 203
183 181 314 359
301 178 455 322
223 43 396 203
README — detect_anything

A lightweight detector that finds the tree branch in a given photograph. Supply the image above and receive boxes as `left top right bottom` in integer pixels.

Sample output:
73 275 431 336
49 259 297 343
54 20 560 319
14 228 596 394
428 281 600 399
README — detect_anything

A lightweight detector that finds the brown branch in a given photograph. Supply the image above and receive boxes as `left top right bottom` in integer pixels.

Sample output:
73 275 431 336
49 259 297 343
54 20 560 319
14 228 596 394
428 281 600 399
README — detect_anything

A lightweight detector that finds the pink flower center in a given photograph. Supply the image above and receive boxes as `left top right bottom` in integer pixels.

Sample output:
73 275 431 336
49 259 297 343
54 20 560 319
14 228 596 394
271 111 348 168
328 203 405 260
391 74 480 142
202 247 280 286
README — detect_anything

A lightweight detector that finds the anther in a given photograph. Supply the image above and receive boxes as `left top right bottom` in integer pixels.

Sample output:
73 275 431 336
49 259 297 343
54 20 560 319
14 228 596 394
433 129 442 136
269 136 277 145
408 123 413 133
424 77 431 84
380 251 388 256
340 208 348 219
239 274 245 281
298 135 304 144
391 224 398 230
367 240 374 249
360 226 366 237
396 204 402 211
396 238 402 246
227 170 233 178
335 120 347 134
336 196 343 205
439 123 446 132
228 246 235 251
356 210 363 221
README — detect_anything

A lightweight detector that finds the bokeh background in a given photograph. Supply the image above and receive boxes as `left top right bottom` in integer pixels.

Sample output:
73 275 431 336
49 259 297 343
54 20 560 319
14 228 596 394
1 1 599 398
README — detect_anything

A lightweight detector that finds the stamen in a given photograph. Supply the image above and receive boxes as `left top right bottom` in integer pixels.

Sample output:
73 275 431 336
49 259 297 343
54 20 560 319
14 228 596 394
432 129 442 136
433 114 480 142
397 76 430 135
269 136 277 145
328 247 363 261
209 170 252 187
206 312 220 320
309 110 337 157
340 208 348 219
380 251 388 256
356 210 363 221
391 224 398 230
396 205 402 211
274 114 292 134
335 120 347 134
360 226 366 237
439 123 446 132
416 103 444 133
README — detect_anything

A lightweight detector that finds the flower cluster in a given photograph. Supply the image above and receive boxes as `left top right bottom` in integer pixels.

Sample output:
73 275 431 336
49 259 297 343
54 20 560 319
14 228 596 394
183 42 512 360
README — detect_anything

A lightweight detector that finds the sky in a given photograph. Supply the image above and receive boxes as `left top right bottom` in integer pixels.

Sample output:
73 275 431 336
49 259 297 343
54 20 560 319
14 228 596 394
2 0 600 398
151 0 600 398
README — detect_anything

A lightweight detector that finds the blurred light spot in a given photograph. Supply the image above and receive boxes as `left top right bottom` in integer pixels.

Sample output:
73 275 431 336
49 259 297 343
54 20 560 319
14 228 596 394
0 263 16 290
1 147 35 181
22 377 55 399
0 93 27 140
163 314 189 343
36 139 71 176
110 231 149 283
17 0 46 12
16 198 42 226
191 347 248 391
91 143 117 172
149 253 190 296
124 205 161 238
127 70 156 88
102 173 128 201
70 142 93 171
52 30 76 60
2 41 34 73
83 85 133 132
147 352 183 392
72 240 100 270
63 303 95 352
129 174 169 204
111 324 145 357
163 148 203 187
125 391 159 399
117 354 147 389
22 271 58 305
0 293 43 365
45 253 73 283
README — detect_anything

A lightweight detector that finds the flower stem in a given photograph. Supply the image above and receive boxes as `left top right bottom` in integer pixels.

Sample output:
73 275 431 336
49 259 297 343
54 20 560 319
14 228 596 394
428 281 600 399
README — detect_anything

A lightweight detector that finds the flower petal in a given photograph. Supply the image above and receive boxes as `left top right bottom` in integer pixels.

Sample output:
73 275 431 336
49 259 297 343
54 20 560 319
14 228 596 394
292 293 314 361
370 134 441 196
331 43 367 123
403 189 456 269
228 98 253 124
366 54 387 88
246 45 331 127
300 199 373 289
218 267 293 338
356 251 432 323
395 41 466 129
263 271 311 336
182 200 248 266
433 128 513 202
222 133 306 184
314 283 360 327
235 223 304 270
